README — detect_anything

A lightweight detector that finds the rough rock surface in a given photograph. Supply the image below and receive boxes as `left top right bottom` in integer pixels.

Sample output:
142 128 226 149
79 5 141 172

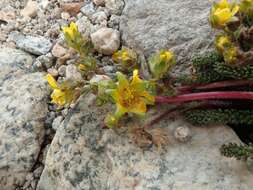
37 95 253 190
91 27 120 55
0 48 49 189
9 33 52 55
120 0 214 64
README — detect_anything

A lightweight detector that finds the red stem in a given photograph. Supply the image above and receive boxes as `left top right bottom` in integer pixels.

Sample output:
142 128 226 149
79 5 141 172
178 80 253 92
156 91 253 104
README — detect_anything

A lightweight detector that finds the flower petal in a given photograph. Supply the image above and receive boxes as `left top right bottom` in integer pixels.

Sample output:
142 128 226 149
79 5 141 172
46 74 59 89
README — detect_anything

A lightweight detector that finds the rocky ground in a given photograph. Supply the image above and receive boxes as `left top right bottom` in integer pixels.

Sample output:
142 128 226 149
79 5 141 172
0 0 252 190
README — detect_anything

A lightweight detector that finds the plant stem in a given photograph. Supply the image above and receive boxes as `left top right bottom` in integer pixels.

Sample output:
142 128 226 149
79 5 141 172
156 91 253 104
177 80 253 92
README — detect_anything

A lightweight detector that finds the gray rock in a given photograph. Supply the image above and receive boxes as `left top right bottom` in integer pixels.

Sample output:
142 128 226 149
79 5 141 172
120 0 214 65
33 53 54 71
80 3 96 19
65 64 82 81
0 49 49 189
0 48 33 84
37 95 253 190
105 0 124 15
76 16 93 36
91 27 120 55
10 33 52 55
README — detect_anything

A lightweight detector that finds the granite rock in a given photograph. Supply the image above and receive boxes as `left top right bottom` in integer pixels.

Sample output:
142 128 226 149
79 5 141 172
10 33 52 55
120 0 214 65
37 95 253 190
0 48 49 189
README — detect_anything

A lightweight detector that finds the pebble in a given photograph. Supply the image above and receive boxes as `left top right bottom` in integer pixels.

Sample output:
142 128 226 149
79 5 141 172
33 54 54 71
47 68 59 77
10 33 52 55
105 0 124 15
93 0 105 6
174 126 192 142
89 74 111 84
91 27 120 55
58 65 67 76
65 65 82 81
61 2 83 16
61 12 71 20
76 16 93 36
80 3 96 19
91 11 108 25
20 0 38 18
52 43 67 58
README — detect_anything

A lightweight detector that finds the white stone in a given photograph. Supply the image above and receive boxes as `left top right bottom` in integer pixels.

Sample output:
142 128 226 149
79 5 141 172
65 65 82 81
174 126 192 142
91 27 120 55
20 0 38 18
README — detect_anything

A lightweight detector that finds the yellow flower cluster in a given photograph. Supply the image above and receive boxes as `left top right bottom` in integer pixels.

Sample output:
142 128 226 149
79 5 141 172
148 50 176 80
210 0 239 29
46 74 76 106
112 48 138 71
215 35 238 64
105 70 154 127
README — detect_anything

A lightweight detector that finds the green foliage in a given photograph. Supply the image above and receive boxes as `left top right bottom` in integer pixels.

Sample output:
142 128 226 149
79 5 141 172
184 108 253 126
190 51 253 84
220 143 253 160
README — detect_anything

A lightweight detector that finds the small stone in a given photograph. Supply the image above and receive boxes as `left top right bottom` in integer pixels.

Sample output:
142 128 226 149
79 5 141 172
174 126 192 142
76 16 93 36
91 11 107 25
89 74 111 84
91 27 120 55
47 68 58 77
61 2 83 16
65 65 82 81
10 33 52 55
20 0 38 18
58 65 67 76
93 0 105 6
52 116 64 131
80 3 96 19
102 65 115 74
105 0 124 15
33 54 54 71
52 43 67 58
108 14 120 29
61 12 71 20
38 0 49 10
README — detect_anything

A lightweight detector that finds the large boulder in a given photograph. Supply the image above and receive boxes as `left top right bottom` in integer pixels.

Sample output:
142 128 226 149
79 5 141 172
37 95 253 190
0 49 49 189
120 0 214 64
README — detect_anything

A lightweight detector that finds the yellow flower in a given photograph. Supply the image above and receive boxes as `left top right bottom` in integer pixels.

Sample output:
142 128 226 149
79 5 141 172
112 48 137 70
62 22 78 41
215 35 232 52
210 0 239 29
106 70 154 127
223 46 238 64
148 50 176 79
46 74 75 106
159 50 173 62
